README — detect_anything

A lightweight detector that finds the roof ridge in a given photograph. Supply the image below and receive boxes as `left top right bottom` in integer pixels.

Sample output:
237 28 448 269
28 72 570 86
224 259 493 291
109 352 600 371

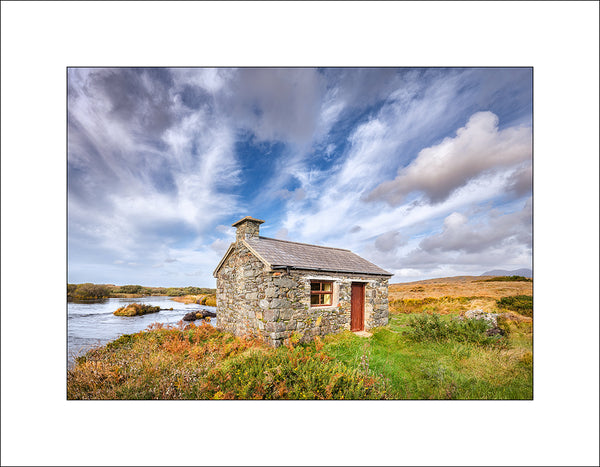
252 236 352 252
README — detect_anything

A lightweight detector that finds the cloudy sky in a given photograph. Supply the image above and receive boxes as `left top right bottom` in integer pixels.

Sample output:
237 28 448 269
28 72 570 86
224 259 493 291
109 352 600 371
68 67 532 287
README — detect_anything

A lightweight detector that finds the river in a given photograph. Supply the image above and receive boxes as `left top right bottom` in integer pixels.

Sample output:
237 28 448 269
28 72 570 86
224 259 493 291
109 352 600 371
67 295 216 365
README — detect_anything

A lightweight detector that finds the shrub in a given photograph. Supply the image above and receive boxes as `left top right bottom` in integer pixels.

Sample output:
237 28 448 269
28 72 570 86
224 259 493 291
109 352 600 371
72 283 111 300
67 283 78 298
67 324 390 400
116 285 144 294
203 344 389 400
496 295 533 317
203 295 217 307
406 313 506 347
165 287 216 297
496 315 512 337
165 288 185 296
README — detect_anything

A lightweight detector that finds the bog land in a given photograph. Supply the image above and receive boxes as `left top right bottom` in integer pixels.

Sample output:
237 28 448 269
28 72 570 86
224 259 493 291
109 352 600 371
67 275 533 400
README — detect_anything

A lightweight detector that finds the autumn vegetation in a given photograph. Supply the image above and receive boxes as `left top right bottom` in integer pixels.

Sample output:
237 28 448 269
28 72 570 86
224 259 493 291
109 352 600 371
113 303 160 317
171 294 217 307
478 275 532 282
68 275 533 400
67 322 389 400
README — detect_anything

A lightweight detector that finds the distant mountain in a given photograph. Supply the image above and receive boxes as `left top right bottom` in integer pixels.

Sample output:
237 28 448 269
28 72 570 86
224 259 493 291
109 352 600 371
481 268 532 278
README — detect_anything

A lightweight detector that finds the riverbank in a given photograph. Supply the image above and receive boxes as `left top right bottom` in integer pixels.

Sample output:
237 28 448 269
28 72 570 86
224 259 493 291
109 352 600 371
171 294 216 306
67 307 532 400
67 283 216 301
68 296 217 366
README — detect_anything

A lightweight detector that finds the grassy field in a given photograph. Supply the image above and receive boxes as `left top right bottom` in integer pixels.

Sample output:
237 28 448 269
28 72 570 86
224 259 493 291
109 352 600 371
67 276 532 400
389 275 533 315
389 275 532 300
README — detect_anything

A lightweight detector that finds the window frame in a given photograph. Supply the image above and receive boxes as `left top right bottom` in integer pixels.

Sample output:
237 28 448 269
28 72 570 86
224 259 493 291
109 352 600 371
310 280 334 307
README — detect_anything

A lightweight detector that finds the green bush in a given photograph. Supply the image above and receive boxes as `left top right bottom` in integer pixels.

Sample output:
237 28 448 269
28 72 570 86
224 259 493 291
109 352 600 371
71 283 111 300
116 285 144 294
165 286 216 296
406 313 506 347
67 283 78 298
496 295 533 317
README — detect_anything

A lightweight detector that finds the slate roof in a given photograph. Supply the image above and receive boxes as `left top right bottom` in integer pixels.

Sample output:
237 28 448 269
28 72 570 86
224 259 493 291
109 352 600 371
244 236 392 276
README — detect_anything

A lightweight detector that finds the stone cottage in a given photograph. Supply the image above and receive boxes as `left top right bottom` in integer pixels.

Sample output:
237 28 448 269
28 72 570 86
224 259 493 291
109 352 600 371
213 216 392 347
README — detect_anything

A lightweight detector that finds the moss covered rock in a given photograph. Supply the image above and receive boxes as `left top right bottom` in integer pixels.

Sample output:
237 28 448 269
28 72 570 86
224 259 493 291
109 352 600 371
113 303 160 317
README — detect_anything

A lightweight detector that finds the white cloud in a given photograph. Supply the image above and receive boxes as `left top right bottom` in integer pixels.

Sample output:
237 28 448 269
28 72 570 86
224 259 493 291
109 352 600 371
210 238 231 255
67 68 533 285
374 231 403 252
420 199 532 254
366 111 532 205
68 68 244 277
275 228 289 240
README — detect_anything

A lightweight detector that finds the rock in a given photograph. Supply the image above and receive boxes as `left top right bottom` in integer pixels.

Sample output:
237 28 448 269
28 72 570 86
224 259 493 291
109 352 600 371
183 309 217 321
486 326 505 337
264 309 279 322
113 303 160 317
461 309 508 337
270 298 291 309
463 309 498 327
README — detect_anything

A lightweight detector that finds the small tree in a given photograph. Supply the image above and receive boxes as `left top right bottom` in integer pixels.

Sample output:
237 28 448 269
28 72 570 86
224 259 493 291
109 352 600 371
73 283 111 299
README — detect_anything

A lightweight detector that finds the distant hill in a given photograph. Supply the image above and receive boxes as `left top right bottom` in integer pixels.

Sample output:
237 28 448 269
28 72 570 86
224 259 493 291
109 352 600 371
480 268 532 278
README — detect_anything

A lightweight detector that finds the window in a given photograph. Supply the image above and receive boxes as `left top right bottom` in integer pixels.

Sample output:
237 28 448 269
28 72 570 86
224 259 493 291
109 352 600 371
310 281 333 306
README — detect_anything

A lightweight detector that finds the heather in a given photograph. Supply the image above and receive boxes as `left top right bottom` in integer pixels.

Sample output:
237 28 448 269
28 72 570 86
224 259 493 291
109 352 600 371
67 322 390 400
68 311 532 400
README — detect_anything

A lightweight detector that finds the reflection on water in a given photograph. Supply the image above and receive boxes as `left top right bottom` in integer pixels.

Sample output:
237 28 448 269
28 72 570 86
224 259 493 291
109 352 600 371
68 296 215 365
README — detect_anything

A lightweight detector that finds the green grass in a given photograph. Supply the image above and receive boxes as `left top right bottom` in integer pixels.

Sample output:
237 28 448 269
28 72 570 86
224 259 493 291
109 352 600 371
68 311 532 400
320 314 531 400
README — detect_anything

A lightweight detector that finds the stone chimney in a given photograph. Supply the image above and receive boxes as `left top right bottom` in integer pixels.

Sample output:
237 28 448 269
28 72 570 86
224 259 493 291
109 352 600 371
232 216 265 242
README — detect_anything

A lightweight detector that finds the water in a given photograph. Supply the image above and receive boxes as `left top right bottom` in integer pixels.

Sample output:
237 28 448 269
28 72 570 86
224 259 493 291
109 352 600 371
67 296 215 365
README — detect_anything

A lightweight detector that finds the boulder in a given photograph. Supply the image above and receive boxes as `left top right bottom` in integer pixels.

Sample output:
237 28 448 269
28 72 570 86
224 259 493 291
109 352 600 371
463 309 498 327
486 326 505 337
183 309 217 321
462 309 507 337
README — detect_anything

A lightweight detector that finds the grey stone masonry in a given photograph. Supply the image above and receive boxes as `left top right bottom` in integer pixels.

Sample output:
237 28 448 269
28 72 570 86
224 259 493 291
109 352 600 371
214 217 391 347
232 216 264 242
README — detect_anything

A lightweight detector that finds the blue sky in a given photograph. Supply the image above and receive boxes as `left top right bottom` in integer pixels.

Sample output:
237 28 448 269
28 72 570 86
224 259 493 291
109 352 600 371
68 67 532 287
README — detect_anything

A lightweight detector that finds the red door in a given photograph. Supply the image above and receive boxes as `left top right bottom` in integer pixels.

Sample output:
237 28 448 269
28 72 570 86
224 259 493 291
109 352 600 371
351 282 365 331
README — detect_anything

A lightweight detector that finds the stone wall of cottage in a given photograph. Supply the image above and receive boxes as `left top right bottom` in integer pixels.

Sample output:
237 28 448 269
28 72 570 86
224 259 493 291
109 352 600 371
216 245 389 346
215 242 269 338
